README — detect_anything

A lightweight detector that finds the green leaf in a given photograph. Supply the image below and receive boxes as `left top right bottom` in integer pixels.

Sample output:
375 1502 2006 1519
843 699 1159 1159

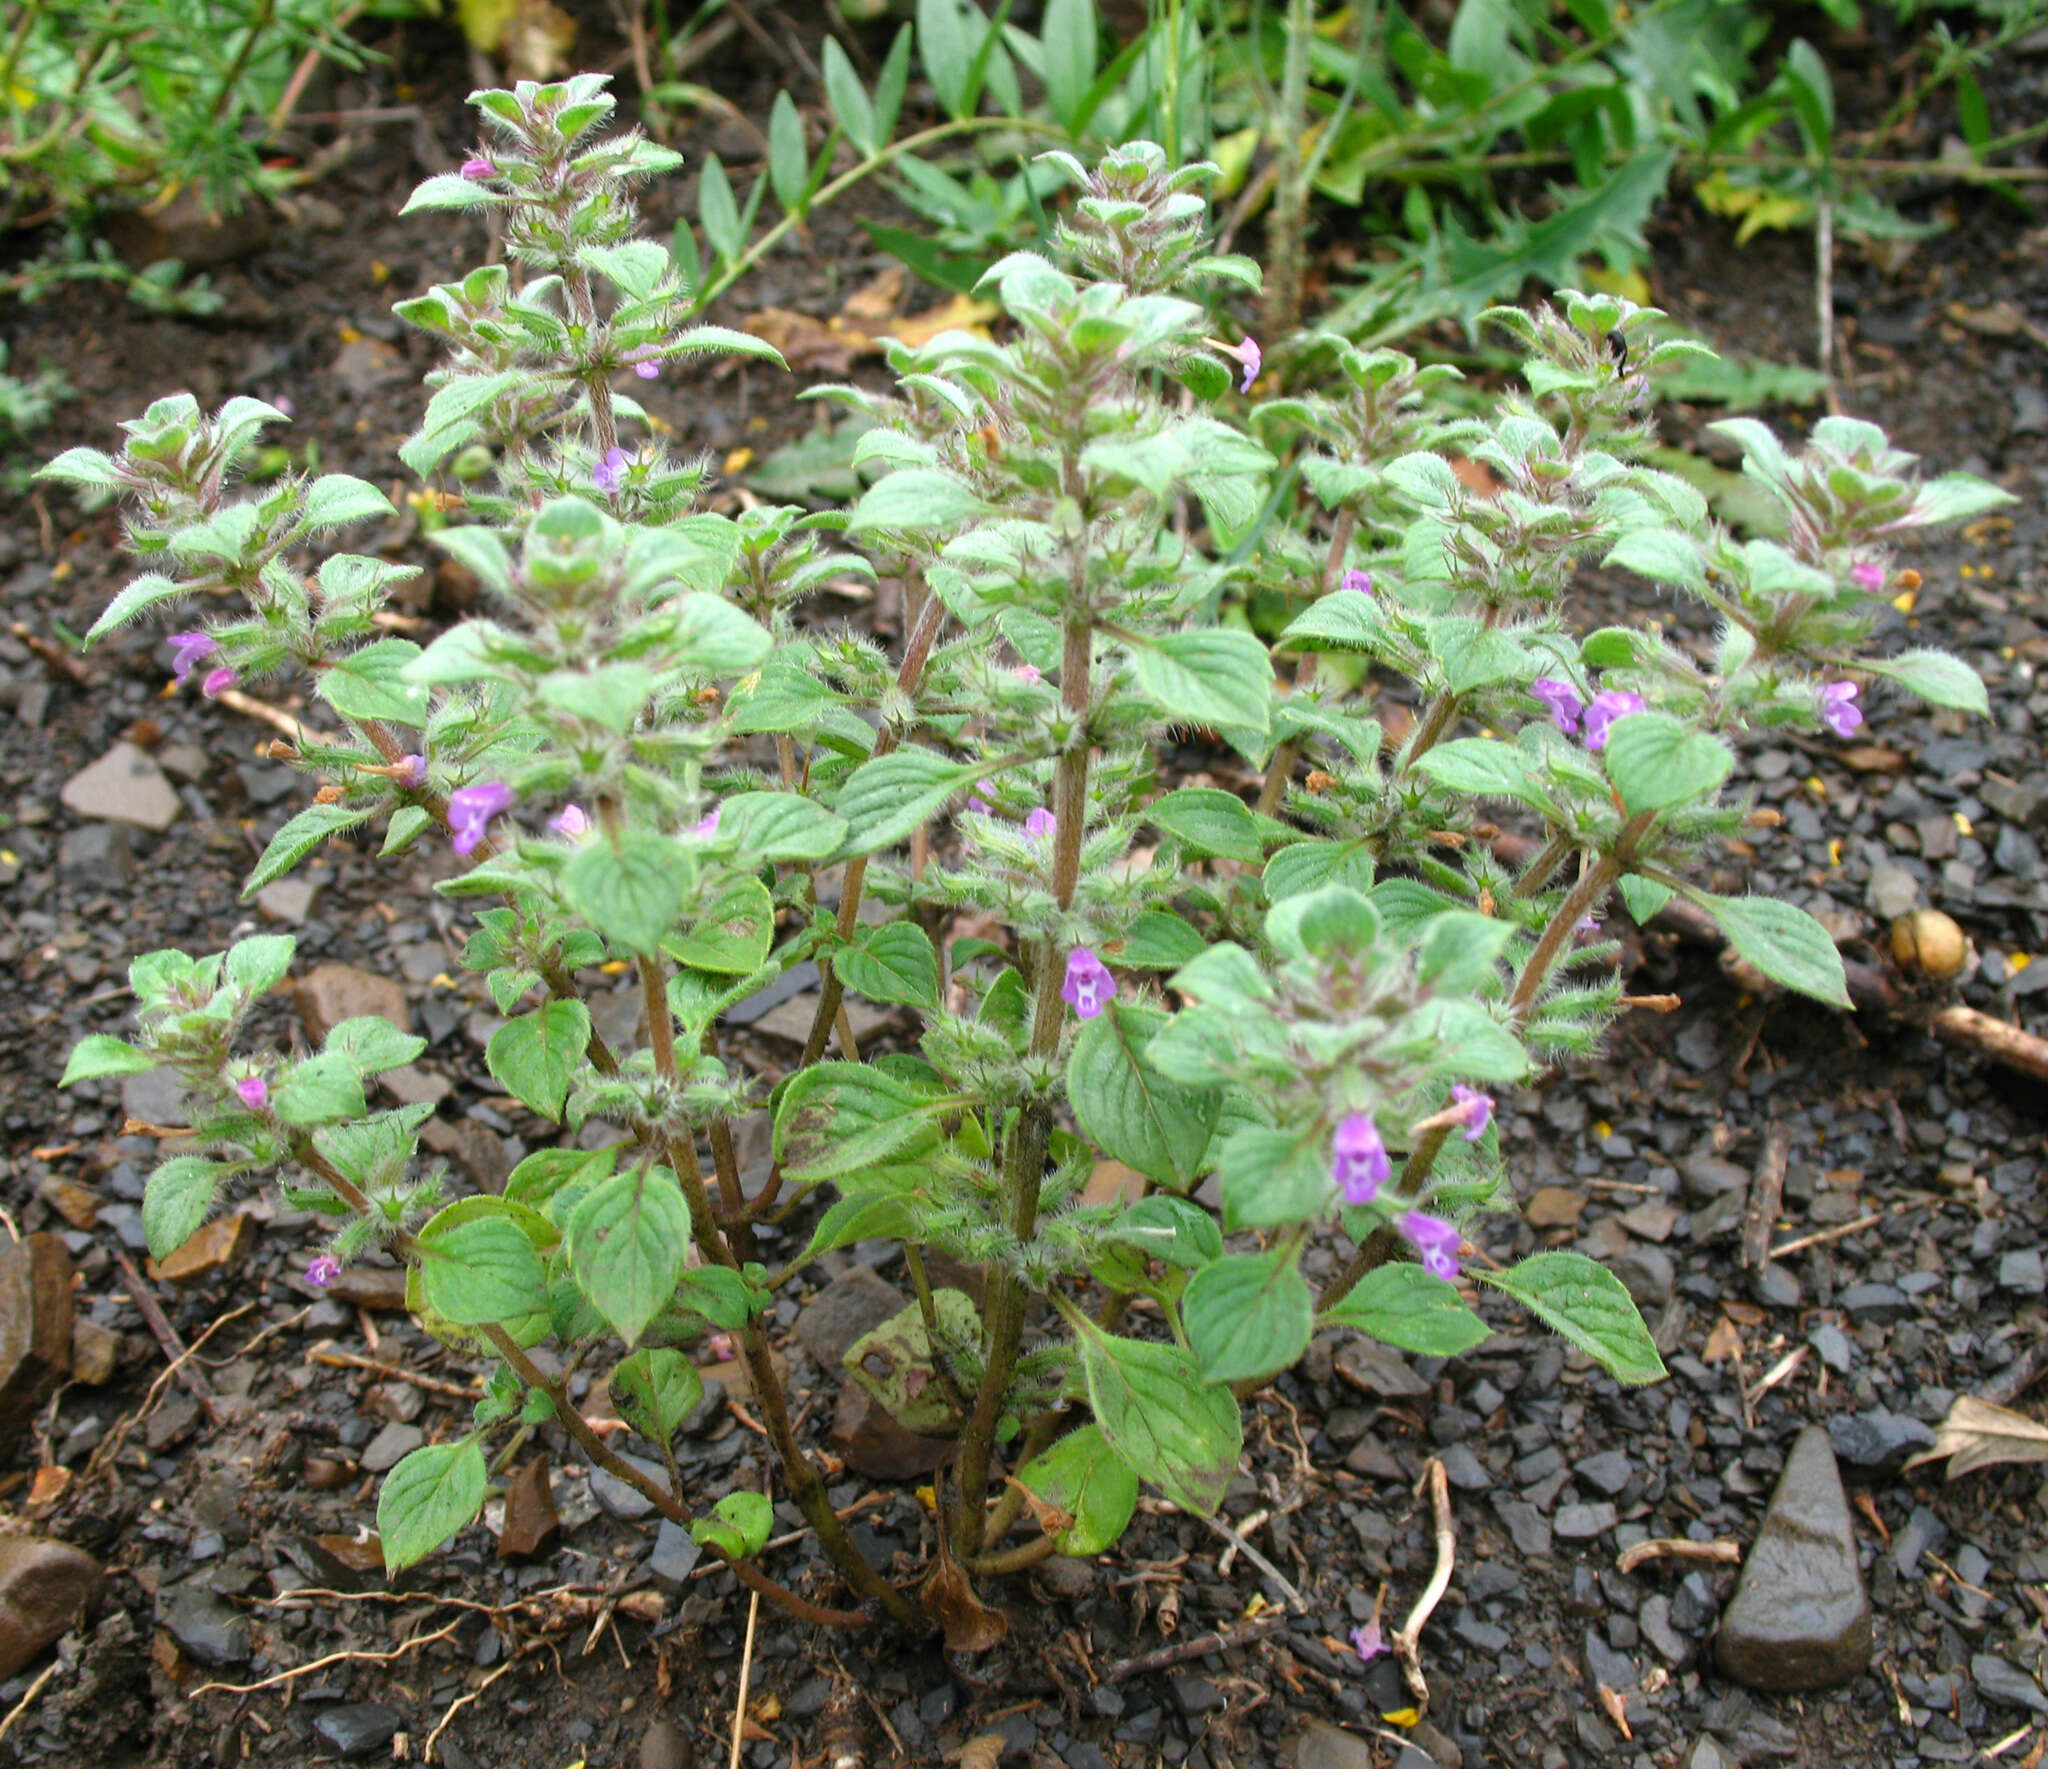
417 1214 546 1326
1601 712 1733 813
1018 1423 1136 1555
767 90 807 213
821 36 879 155
775 1063 942 1182
324 1015 426 1075
504 1144 617 1209
402 173 500 213
673 1266 761 1332
378 1439 487 1572
1114 911 1206 970
1067 1004 1221 1192
1146 787 1265 863
697 152 743 264
1618 874 1673 924
273 1052 368 1126
567 1165 693 1346
1039 0 1097 132
1603 528 1705 589
1694 892 1851 1009
1183 1246 1314 1386
486 1000 592 1121
243 802 373 897
61 1035 156 1085
1263 840 1375 900
803 1188 928 1260
1413 738 1546 808
1078 1329 1242 1516
225 934 296 997
846 467 991 536
837 922 940 1009
918 0 974 119
561 832 689 957
670 877 774 976
691 1490 773 1559
87 573 191 641
1321 1264 1491 1356
1866 649 1988 716
300 473 396 531
716 792 846 862
1102 1194 1223 1270
1128 630 1272 738
1216 1123 1330 1230
142 1156 228 1259
1477 1251 1666 1385
833 747 978 856
611 1348 705 1442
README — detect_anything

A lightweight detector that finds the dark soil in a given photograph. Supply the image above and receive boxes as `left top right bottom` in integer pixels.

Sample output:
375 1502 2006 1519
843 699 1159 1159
2 11 2047 1769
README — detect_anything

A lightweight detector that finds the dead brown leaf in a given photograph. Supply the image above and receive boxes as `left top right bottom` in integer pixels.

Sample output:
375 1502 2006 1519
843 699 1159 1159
1907 1394 2048 1478
1702 1317 1743 1363
956 1735 1005 1769
921 1550 1009 1652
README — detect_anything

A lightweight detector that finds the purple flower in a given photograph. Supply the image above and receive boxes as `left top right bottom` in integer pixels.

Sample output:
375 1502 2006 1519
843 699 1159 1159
1331 1112 1390 1206
305 1255 342 1288
168 631 216 685
1341 570 1373 595
1400 1211 1461 1282
201 666 236 700
691 807 721 840
1531 678 1584 736
1450 1084 1492 1142
1850 561 1885 594
1577 913 1602 935
1024 807 1056 840
626 346 663 380
449 781 515 856
395 753 428 790
549 803 590 840
966 797 992 816
1230 336 1261 394
594 446 631 496
1061 948 1115 1020
1820 681 1863 738
1016 663 1043 684
274 394 296 419
235 1075 268 1110
1582 689 1645 752
460 155 496 181
1351 1621 1386 1663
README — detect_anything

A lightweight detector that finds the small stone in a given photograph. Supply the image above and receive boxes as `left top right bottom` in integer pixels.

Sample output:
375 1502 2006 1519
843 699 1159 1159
498 1457 558 1560
1290 1719 1379 1768
1753 1263 1801 1309
69 1319 120 1385
1492 1496 1552 1559
1808 1324 1855 1373
255 878 319 924
0 1537 102 1679
145 1390 201 1453
1555 1502 1618 1541
295 963 411 1043
149 1211 254 1284
359 1421 423 1473
60 742 181 831
1335 1338 1431 1399
1838 1282 1910 1324
1866 862 1920 921
37 1174 102 1229
1526 1187 1587 1228
1036 1555 1095 1599
326 1263 409 1309
312 1702 403 1759
638 1718 694 1769
1686 1741 1738 1769
1611 1247 1675 1308
156 742 210 783
795 1268 907 1370
1679 1154 1750 1201
590 1452 665 1520
1619 1200 1680 1243
1972 1653 2048 1714
159 1582 252 1667
0 1234 73 1454
2000 1249 2045 1294
1828 1408 1935 1475
646 1520 703 1583
1714 1426 1871 1691
58 823 138 887
1172 1675 1226 1715
1577 1451 1633 1497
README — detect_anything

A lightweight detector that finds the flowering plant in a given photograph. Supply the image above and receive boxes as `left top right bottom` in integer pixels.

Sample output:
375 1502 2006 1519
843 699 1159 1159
43 80 2006 1635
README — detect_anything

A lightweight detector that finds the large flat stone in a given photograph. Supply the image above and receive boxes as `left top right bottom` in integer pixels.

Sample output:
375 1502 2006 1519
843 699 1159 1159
1715 1425 1872 1691
0 1235 73 1455
0 1537 102 1679
60 741 181 831
295 963 411 1043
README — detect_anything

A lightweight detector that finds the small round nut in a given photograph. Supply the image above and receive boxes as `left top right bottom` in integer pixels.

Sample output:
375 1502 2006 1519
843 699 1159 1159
1890 909 1969 981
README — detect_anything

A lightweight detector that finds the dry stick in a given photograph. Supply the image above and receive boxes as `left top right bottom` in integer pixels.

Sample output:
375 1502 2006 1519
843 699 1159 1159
1197 1511 1308 1612
1104 1611 1290 1683
191 1619 461 1696
306 1344 482 1399
1614 1538 1743 1576
1392 1459 1455 1718
728 1586 762 1769
0 1661 59 1748
1930 1004 2048 1084
423 1647 528 1765
1742 1125 1793 1273
1767 1211 1885 1262
112 1249 220 1423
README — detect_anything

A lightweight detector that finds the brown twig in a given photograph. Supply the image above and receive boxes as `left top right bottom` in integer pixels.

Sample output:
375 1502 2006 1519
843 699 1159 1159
112 1249 221 1422
1197 1511 1307 1612
306 1343 483 1399
423 1645 530 1763
1103 1611 1289 1683
1742 1125 1792 1273
1614 1537 1743 1575
190 1619 460 1696
728 1585 762 1769
1766 1212 1885 1262
0 1661 60 1746
1391 1459 1454 1718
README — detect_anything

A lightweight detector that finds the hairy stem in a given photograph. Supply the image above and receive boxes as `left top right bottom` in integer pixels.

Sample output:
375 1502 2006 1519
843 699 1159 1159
1257 508 1357 817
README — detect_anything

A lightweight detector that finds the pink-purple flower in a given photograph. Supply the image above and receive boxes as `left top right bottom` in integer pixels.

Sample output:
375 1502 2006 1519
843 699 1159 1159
594 446 631 496
1820 681 1863 738
1341 570 1373 594
1449 1084 1492 1142
1230 336 1261 393
1401 1210 1461 1281
1531 678 1584 736
1850 561 1885 594
460 156 496 181
549 803 590 840
1331 1112 1390 1206
1024 807 1056 840
235 1075 268 1111
691 807 721 840
626 346 663 380
1582 689 1645 752
201 666 236 699
306 1255 342 1287
1016 663 1043 684
966 797 993 816
449 781 515 856
395 754 428 790
1351 1621 1386 1663
168 631 216 686
1061 948 1115 1020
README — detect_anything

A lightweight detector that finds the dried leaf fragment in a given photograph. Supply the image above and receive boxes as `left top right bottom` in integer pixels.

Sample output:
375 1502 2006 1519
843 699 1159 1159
1906 1394 2048 1479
